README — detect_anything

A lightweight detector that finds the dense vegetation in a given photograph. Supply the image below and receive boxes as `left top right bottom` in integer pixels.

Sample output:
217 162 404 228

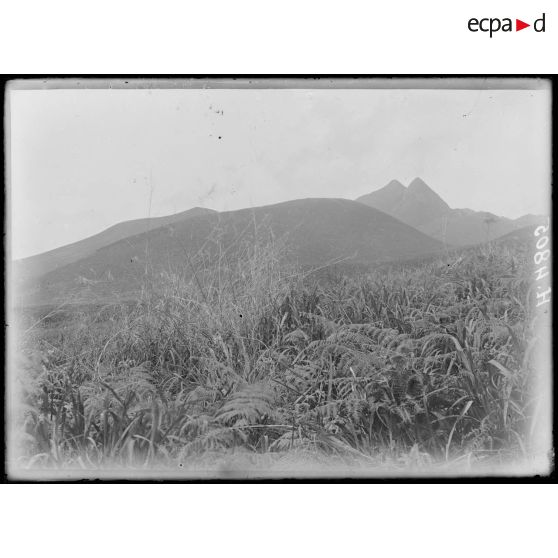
11 235 545 475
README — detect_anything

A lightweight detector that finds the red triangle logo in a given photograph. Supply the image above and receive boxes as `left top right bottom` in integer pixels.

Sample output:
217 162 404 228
516 19 530 31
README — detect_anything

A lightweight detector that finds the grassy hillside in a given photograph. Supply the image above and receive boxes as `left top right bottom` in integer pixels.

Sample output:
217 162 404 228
10 227 547 476
14 207 216 283
17 198 445 306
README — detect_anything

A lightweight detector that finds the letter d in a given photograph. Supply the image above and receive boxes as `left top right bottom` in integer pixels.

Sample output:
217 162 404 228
534 13 545 32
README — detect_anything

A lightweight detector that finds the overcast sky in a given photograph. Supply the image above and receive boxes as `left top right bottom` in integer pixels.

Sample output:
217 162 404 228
9 84 551 259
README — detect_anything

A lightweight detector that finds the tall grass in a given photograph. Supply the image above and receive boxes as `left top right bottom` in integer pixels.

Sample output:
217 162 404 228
10 236 544 473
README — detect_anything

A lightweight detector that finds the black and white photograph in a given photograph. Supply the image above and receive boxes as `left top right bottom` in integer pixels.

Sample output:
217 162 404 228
4 77 553 479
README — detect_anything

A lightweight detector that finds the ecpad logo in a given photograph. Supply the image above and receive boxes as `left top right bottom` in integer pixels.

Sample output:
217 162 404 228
468 13 546 37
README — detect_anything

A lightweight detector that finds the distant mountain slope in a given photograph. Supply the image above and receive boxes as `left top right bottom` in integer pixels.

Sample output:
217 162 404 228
356 178 545 246
512 214 546 229
490 224 542 250
14 207 216 281
18 198 445 306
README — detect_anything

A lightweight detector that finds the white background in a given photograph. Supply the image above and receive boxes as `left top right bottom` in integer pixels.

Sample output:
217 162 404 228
0 0 556 73
0 485 556 557
1 0 555 556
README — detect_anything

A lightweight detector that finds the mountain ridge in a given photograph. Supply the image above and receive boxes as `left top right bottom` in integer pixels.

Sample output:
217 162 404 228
14 207 217 282
356 178 544 246
16 198 446 306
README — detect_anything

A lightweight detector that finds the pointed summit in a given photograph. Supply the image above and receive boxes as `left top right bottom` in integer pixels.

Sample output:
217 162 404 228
407 177 450 212
357 178 450 228
408 177 431 192
356 179 407 216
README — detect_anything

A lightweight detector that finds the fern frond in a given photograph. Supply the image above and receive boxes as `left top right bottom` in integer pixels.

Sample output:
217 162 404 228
216 382 275 426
